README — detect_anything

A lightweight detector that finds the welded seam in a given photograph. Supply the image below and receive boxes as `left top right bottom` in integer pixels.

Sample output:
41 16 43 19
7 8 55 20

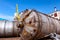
4 20 6 37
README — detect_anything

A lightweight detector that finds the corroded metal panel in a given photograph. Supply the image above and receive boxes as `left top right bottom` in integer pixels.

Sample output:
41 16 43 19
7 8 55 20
19 9 60 40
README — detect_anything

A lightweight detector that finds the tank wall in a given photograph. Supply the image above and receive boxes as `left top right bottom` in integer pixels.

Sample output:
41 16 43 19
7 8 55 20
0 20 18 37
37 13 60 38
20 10 60 40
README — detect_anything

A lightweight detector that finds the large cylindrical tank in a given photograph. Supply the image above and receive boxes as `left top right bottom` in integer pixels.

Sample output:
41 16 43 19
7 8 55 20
0 20 18 37
20 9 60 40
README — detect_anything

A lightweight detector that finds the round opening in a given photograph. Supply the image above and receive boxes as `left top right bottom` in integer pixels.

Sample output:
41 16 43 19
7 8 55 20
54 13 57 17
29 21 32 24
33 29 36 32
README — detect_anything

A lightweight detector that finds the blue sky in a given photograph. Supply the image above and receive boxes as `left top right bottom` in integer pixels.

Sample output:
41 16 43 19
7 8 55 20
0 0 60 20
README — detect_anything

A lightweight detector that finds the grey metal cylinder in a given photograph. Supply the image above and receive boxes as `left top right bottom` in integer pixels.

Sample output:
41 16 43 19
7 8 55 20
20 9 60 40
0 20 18 37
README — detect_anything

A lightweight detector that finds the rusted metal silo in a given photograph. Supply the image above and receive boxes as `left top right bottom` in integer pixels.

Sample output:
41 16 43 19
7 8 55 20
19 9 60 40
0 20 18 37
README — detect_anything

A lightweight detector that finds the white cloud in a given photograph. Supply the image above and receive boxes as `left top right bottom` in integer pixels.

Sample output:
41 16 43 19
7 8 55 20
0 14 14 21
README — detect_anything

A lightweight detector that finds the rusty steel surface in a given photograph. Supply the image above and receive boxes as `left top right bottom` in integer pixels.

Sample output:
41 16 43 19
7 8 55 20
19 9 60 40
0 20 18 37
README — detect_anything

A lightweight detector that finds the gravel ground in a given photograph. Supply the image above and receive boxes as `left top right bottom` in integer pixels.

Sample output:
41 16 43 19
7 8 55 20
0 37 21 40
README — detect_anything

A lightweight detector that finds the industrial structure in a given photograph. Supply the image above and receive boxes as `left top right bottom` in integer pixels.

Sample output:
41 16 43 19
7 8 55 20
14 4 20 21
0 20 18 37
18 9 60 40
0 4 21 37
0 4 60 40
49 7 60 20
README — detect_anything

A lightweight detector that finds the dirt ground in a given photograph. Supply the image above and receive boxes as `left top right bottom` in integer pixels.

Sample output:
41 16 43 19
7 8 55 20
0 37 21 40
